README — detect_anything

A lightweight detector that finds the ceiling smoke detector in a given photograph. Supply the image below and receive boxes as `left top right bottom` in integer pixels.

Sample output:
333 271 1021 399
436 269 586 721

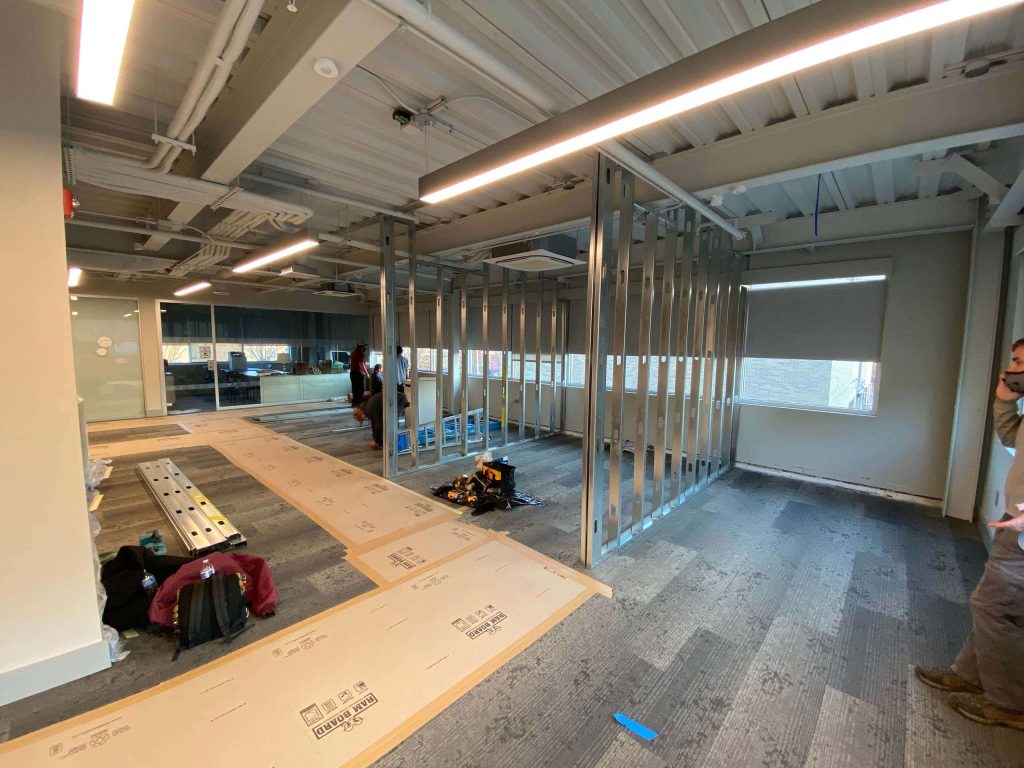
286 1 298 12
313 57 339 79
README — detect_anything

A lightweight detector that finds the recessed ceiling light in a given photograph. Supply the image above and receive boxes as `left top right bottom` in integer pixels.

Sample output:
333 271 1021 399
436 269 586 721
67 267 83 287
76 0 135 105
70 295 78 301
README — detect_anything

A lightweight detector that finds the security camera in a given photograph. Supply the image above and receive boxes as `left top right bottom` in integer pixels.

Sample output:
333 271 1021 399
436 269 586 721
286 1 298 12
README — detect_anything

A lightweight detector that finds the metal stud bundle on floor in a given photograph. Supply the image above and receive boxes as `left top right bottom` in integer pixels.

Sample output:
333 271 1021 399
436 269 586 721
137 458 246 556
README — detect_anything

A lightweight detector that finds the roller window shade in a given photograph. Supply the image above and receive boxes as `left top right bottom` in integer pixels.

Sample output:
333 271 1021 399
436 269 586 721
744 280 887 362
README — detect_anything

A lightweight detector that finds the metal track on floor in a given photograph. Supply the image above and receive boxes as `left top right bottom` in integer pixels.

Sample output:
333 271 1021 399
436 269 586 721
137 458 246 556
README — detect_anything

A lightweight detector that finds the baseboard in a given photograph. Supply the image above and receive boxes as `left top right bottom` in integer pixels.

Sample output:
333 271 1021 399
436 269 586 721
735 462 943 508
0 638 110 707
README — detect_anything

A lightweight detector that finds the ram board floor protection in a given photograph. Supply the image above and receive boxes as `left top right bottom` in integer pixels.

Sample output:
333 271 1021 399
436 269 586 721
14 411 609 767
0 536 601 767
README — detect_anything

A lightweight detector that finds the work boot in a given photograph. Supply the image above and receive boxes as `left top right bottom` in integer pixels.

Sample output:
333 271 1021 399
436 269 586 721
914 666 983 694
949 693 1024 731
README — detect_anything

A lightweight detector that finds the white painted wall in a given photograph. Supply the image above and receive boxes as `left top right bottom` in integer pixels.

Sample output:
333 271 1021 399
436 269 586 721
735 233 971 499
0 4 109 705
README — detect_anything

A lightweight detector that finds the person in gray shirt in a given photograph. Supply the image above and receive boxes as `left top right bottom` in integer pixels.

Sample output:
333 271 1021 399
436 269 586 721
915 338 1024 730
396 345 410 393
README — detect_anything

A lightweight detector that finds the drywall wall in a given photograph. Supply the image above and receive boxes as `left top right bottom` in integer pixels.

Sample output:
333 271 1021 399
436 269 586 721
735 233 971 498
977 224 1024 543
0 4 109 705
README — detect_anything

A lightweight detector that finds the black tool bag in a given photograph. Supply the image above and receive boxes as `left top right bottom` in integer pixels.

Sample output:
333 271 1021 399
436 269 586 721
172 573 249 659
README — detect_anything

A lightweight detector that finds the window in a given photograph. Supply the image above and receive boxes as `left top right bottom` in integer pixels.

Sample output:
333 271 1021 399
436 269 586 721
739 358 878 413
742 269 886 414
162 343 190 364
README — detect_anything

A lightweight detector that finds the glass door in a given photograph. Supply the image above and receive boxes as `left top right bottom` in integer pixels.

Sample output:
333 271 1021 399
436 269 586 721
160 303 218 413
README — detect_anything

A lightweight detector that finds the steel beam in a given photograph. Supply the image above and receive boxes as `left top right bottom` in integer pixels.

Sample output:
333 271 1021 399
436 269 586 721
670 208 696 503
406 222 418 468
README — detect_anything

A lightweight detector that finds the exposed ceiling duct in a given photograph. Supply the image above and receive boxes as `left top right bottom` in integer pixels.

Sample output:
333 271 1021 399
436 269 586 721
70 147 313 222
146 0 265 173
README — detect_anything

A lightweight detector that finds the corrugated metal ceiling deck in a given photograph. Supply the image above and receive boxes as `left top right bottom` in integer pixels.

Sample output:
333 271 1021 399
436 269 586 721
58 0 1024 252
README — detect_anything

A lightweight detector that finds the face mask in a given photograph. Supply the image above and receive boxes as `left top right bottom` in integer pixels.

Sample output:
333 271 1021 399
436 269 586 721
1004 370 1024 395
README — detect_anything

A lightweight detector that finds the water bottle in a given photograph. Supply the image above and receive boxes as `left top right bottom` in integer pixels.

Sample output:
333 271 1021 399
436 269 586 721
199 559 215 580
141 570 157 595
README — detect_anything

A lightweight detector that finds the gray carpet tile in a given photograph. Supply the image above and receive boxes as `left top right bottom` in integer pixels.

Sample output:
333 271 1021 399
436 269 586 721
4 427 1022 767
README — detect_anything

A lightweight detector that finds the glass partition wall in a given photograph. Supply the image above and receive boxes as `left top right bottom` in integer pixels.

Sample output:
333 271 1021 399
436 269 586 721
70 296 146 421
161 303 370 412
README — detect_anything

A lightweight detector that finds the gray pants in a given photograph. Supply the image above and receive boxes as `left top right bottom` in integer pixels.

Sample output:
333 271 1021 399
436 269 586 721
952 519 1024 711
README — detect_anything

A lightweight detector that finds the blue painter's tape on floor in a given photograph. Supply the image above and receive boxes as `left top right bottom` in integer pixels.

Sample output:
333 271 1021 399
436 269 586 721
613 712 658 740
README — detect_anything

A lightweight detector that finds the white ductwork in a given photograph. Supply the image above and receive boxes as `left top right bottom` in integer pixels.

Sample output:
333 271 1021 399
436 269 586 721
364 0 743 239
72 147 313 222
147 0 265 173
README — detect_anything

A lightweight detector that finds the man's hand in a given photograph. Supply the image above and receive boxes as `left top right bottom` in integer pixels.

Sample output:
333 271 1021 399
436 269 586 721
987 514 1024 532
996 375 1021 402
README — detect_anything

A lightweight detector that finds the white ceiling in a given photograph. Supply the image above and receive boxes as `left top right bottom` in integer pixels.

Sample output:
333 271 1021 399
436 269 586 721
56 0 1024 282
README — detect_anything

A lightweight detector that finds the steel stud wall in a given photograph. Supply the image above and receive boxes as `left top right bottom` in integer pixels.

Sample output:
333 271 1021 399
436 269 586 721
579 160 746 567
381 216 570 479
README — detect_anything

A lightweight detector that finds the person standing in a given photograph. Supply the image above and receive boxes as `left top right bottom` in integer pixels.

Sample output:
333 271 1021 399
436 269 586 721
915 338 1024 730
369 363 384 395
350 342 368 405
396 345 410 393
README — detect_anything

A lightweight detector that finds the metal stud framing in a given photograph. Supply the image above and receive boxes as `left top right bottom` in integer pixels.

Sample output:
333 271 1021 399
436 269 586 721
382 225 568 479
379 216 399 478
580 158 745 567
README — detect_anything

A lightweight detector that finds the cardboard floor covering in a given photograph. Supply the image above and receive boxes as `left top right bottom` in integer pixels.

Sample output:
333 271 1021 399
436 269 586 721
1 536 598 767
8 410 608 766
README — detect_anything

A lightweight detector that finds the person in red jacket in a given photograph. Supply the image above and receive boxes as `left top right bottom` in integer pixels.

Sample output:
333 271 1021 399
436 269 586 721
350 341 369 405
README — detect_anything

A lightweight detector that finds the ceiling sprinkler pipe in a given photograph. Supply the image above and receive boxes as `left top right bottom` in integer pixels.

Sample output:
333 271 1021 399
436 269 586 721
146 0 246 169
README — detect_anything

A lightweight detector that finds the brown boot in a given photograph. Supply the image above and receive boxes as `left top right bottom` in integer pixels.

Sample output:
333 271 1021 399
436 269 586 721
949 693 1024 731
914 666 983 694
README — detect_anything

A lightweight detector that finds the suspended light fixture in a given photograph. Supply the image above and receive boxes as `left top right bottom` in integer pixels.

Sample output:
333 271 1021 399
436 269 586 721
67 267 83 288
76 0 135 105
419 0 1023 204
173 281 212 297
232 230 319 273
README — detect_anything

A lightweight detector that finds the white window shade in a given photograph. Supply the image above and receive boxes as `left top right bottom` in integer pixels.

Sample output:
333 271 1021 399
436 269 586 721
744 279 888 362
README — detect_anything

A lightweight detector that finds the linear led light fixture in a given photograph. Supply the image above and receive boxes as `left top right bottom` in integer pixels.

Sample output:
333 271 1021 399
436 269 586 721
419 0 1023 204
76 0 135 105
67 267 83 288
232 230 319 273
748 275 887 291
173 281 212 297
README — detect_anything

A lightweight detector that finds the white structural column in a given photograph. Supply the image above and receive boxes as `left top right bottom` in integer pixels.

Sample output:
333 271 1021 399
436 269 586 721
0 3 109 705
943 205 1008 521
137 298 167 416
